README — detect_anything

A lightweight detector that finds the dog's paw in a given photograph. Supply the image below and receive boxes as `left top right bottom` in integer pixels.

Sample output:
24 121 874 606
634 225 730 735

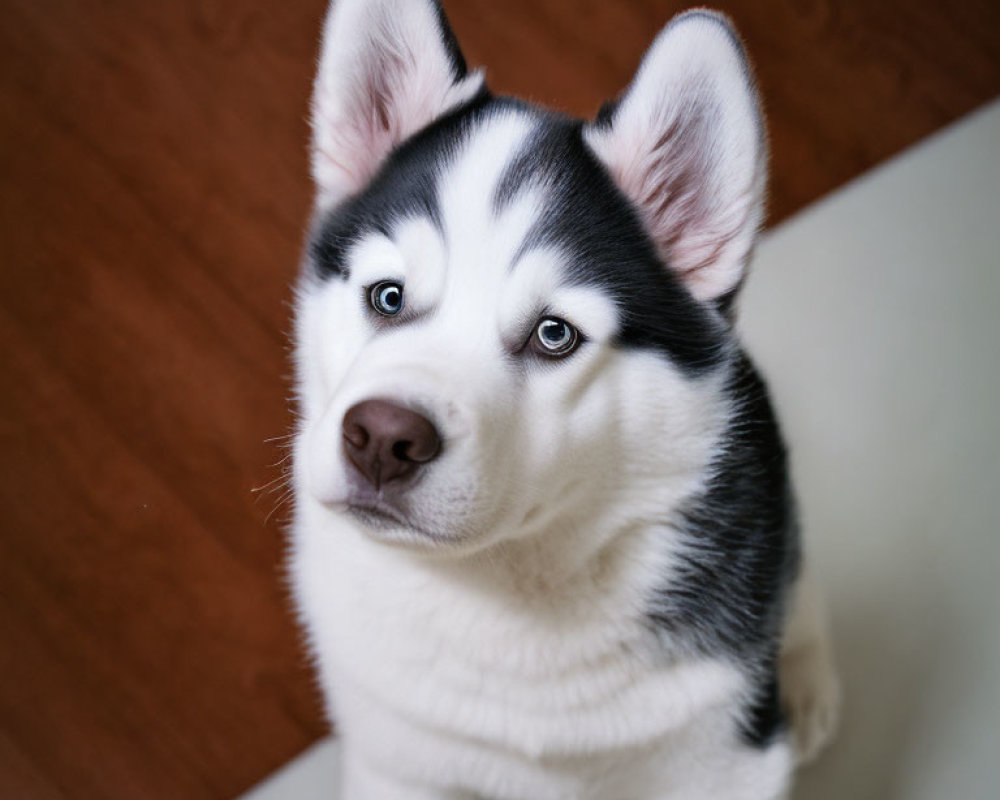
780 641 841 764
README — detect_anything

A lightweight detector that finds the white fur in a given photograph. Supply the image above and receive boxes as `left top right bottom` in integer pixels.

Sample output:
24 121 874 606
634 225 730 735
292 4 834 798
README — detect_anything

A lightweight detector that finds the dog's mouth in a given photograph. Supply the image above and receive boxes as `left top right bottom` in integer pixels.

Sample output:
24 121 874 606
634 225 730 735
346 499 409 530
342 498 449 546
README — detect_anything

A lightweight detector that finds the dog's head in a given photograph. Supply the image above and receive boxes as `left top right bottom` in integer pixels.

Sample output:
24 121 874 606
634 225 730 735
295 1 766 556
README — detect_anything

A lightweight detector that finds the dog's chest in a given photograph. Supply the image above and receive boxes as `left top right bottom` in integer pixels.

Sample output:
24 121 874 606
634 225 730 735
293 509 748 760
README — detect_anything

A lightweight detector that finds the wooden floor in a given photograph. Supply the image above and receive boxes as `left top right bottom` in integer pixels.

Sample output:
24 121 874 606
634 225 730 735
0 1 996 798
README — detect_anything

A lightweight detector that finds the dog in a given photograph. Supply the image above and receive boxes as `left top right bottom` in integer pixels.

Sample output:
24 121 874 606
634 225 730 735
290 2 840 797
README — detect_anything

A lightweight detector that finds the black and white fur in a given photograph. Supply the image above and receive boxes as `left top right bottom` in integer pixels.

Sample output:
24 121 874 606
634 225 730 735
291 2 840 797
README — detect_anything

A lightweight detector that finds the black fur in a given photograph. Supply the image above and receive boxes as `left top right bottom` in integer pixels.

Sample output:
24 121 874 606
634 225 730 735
648 352 799 746
740 666 786 747
593 98 620 129
649 352 799 656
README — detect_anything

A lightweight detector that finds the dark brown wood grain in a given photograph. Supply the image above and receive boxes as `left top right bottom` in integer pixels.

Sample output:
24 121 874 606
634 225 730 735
0 1 997 798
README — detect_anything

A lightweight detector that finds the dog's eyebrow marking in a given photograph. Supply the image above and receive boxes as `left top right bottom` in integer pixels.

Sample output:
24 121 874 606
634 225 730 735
492 129 544 216
493 116 598 273
347 233 407 287
390 215 448 311
548 286 619 343
499 244 620 349
497 246 560 343
438 110 534 230
491 116 574 217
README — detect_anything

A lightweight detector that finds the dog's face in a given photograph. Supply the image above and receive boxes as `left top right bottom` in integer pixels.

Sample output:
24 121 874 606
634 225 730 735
295 1 765 556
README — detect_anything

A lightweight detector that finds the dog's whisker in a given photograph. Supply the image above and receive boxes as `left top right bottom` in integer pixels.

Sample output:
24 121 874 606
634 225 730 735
251 472 289 495
265 488 295 525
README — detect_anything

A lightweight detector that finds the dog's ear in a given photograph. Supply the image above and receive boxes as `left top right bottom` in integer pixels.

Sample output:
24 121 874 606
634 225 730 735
311 0 484 210
585 12 766 304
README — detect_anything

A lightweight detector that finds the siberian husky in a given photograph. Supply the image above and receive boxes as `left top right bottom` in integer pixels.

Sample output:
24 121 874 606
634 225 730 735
290 2 840 797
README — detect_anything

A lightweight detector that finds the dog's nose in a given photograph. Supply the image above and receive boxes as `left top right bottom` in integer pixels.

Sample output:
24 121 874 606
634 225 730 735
342 399 442 489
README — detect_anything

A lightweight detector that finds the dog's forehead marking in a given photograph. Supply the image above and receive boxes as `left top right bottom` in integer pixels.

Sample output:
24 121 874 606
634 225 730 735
437 110 538 269
404 111 574 325
431 112 625 346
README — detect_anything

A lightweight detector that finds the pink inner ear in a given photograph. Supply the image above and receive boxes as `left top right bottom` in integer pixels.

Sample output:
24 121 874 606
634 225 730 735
334 58 411 190
583 12 766 304
602 98 757 302
311 7 485 208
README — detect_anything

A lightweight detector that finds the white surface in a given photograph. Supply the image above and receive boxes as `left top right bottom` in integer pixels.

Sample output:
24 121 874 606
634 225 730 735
238 738 341 800
238 98 1000 800
743 99 1000 800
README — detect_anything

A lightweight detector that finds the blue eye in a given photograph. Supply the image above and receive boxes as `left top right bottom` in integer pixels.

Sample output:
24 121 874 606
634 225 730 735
533 316 579 357
369 281 404 316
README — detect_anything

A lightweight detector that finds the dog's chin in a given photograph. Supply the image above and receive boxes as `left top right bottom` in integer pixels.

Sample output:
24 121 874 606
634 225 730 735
337 495 459 551
313 475 495 554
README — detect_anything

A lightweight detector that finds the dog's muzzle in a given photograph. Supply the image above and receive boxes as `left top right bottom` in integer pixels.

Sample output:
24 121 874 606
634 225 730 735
341 399 442 490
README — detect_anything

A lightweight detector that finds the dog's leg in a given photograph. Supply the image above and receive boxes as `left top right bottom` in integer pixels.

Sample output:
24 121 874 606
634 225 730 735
779 564 841 763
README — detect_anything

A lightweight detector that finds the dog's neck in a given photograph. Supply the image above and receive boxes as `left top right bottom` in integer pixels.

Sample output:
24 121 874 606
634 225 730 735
398 508 681 626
